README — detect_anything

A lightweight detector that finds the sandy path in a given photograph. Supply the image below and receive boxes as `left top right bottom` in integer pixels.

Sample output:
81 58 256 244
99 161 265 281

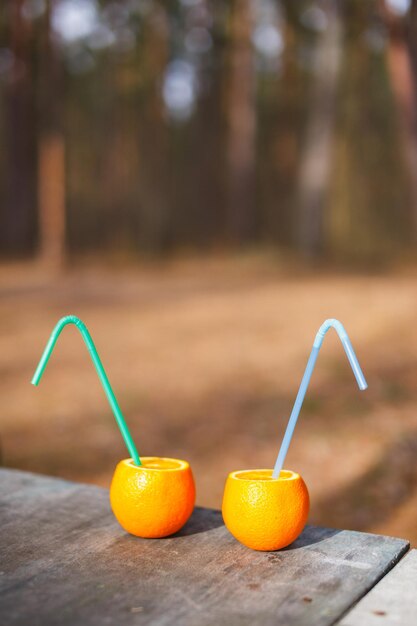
1 257 417 543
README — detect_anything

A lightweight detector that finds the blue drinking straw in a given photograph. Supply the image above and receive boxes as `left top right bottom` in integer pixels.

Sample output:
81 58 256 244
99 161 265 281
31 315 141 466
272 318 367 478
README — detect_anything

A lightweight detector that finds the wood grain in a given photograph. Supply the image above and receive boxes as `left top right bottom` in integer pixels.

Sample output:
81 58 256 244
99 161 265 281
0 469 409 626
339 549 417 626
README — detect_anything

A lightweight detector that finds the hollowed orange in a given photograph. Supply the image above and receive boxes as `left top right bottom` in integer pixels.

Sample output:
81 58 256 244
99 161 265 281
110 457 196 538
222 469 309 551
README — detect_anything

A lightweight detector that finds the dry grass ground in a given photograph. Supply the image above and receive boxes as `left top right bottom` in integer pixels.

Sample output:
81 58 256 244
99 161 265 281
1 255 417 544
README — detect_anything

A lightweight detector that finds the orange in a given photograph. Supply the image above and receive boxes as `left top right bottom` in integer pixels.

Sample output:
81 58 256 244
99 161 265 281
222 469 309 551
110 457 196 538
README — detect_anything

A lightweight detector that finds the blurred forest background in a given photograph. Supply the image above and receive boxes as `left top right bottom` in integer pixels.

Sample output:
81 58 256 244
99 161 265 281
2 0 417 262
2 0 417 545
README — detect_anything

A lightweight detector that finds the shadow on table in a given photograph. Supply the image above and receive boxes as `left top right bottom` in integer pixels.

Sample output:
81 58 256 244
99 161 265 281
175 506 224 537
282 526 341 551
177 507 342 550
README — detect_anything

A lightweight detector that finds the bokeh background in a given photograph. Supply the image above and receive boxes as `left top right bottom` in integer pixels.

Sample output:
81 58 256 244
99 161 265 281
1 0 417 543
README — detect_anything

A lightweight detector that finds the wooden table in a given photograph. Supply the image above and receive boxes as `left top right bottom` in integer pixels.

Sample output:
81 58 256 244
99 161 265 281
0 469 414 626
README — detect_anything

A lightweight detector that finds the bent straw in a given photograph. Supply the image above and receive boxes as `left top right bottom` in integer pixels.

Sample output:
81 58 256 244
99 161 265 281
31 315 141 466
272 318 367 479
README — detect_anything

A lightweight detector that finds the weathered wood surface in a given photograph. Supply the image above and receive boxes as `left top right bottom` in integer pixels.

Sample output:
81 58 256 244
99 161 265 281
0 469 409 626
339 549 417 626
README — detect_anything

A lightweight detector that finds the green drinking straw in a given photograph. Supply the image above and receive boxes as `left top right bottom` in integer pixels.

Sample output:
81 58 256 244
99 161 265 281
31 315 141 466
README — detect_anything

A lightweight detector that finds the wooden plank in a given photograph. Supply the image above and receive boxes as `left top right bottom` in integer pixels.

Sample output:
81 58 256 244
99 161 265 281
0 468 409 626
338 549 417 626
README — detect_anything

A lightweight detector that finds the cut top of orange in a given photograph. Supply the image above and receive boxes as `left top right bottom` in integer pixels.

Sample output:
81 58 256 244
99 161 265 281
228 469 299 482
123 457 190 471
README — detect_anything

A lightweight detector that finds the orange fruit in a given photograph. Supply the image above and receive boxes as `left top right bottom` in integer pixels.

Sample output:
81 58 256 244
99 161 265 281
110 457 196 538
222 469 309 551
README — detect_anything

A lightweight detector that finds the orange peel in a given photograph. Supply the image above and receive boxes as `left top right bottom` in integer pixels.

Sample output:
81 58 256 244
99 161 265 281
222 468 309 551
110 456 196 538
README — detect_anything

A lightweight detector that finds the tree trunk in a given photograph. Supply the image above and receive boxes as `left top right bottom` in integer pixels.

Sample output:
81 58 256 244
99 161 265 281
296 0 342 258
37 0 66 268
2 0 37 254
383 1 417 239
38 133 66 266
226 0 257 243
137 4 170 252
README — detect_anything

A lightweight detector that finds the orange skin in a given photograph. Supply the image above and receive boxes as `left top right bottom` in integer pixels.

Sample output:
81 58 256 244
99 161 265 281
110 457 196 538
222 469 309 551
